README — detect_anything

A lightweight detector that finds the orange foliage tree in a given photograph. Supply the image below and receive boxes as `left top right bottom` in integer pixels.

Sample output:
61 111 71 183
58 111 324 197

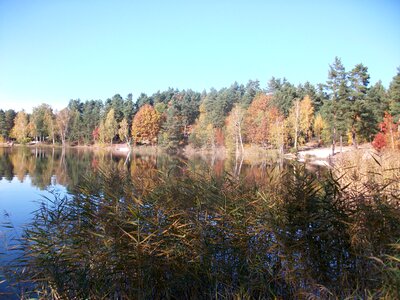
375 112 399 150
131 104 162 145
244 93 281 148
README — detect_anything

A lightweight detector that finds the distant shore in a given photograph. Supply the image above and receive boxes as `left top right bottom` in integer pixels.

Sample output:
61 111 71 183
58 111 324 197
1 142 376 166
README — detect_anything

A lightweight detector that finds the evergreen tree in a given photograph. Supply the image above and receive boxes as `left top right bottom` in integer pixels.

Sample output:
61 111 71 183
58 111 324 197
81 100 103 144
67 100 83 144
0 110 6 140
268 78 298 116
44 107 56 144
136 93 152 108
4 109 16 139
324 57 350 153
366 81 388 123
240 80 260 108
347 63 372 146
174 89 201 134
388 67 400 122
159 105 183 152
297 82 324 112
123 93 135 133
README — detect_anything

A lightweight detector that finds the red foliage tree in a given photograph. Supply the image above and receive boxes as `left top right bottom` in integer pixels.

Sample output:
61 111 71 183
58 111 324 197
92 127 100 142
375 112 399 150
372 133 386 151
215 128 224 146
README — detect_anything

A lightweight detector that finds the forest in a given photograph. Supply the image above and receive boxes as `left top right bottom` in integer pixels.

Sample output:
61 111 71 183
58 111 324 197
1 57 399 153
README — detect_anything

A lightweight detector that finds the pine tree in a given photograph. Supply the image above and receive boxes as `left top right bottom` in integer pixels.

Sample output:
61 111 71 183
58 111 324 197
160 106 183 152
0 110 6 141
347 63 371 146
366 81 388 123
388 67 400 122
325 57 349 154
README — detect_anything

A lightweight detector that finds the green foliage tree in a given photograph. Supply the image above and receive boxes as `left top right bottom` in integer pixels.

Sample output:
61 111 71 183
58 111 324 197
346 63 372 146
366 81 388 123
136 93 152 108
240 80 260 108
104 94 124 123
159 105 183 152
4 109 16 140
31 104 53 142
81 100 103 144
0 110 6 141
388 67 400 122
44 107 56 144
297 81 324 112
323 57 350 153
123 93 135 133
268 77 298 117
67 100 83 144
203 85 239 129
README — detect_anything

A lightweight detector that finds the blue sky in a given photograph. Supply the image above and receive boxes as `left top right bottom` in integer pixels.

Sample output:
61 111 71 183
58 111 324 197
0 0 399 112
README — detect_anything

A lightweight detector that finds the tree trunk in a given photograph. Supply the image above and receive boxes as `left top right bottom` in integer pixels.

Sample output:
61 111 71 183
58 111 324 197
235 130 239 159
238 123 244 155
390 124 395 150
352 127 357 149
280 120 284 156
332 113 336 156
294 100 299 151
340 135 343 153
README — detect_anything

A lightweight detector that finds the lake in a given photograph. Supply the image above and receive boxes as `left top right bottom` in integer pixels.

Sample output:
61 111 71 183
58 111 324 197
0 146 398 299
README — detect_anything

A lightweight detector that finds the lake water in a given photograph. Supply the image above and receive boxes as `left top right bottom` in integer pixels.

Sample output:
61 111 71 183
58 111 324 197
0 146 398 299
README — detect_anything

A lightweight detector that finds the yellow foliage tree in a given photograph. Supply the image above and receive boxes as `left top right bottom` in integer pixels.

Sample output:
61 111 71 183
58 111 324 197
10 111 29 143
313 114 326 145
287 95 314 150
225 104 245 156
131 104 161 145
189 103 214 148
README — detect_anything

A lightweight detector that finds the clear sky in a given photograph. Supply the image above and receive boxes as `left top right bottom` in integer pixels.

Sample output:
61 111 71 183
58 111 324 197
0 0 399 112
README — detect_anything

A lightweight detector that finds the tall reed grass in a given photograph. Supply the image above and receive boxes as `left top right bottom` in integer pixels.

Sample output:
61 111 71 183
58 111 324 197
3 157 400 299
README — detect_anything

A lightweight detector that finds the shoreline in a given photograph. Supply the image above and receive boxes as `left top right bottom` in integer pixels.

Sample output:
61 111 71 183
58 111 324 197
1 142 376 166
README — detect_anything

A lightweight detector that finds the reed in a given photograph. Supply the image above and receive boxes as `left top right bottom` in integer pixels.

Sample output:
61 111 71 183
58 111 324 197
3 160 400 299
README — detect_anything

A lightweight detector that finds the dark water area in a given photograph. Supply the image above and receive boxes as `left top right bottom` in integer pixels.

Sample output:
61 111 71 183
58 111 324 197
0 146 399 299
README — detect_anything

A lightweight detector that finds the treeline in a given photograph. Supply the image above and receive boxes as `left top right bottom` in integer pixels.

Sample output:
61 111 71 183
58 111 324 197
1 57 399 152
